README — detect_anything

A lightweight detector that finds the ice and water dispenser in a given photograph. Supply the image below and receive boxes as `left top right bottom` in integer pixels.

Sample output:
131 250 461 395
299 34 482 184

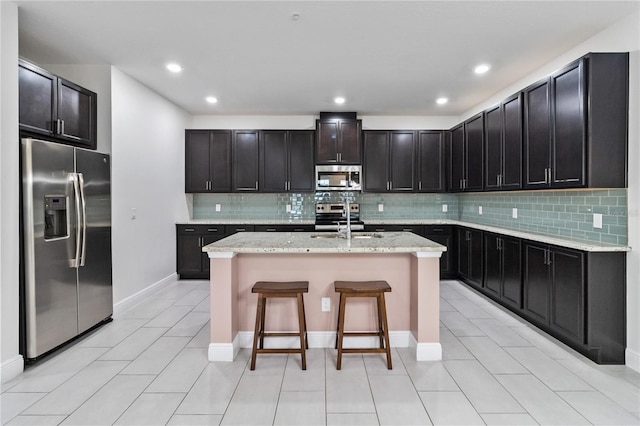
44 195 68 240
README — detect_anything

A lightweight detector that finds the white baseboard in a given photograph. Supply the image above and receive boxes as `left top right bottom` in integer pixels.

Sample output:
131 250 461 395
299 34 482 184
0 355 24 384
113 273 178 316
626 348 640 373
211 330 415 360
409 334 443 361
208 334 240 362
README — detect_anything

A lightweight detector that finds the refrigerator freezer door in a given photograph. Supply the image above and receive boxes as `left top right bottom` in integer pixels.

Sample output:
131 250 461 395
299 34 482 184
75 148 113 333
21 138 79 358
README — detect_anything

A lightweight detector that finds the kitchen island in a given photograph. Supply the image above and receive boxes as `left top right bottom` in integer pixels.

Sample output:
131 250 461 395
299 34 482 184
202 231 445 362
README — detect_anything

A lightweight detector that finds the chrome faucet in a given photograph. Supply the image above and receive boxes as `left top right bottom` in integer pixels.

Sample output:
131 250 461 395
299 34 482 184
337 199 352 240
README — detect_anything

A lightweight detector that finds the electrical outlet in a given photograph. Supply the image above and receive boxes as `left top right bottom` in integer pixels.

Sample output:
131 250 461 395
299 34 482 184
215 204 221 212
512 208 518 219
131 208 136 220
479 206 483 215
321 297 331 312
378 204 384 212
442 204 448 212
286 204 291 213
593 213 603 229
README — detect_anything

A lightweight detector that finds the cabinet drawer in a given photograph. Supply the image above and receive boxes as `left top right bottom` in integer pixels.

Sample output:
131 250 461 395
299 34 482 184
177 224 224 236
423 225 452 235
224 225 255 235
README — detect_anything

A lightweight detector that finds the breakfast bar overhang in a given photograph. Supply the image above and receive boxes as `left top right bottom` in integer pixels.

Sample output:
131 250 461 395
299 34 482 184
203 231 446 363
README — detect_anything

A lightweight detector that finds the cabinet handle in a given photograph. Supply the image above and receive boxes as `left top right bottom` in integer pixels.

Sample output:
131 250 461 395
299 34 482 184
207 228 218 232
266 228 277 232
459 179 463 190
466 231 471 241
236 228 246 232
548 168 552 184
284 182 288 191
547 249 552 265
255 181 259 190
184 228 195 232
375 228 385 232
464 178 467 190
419 181 422 191
544 168 548 184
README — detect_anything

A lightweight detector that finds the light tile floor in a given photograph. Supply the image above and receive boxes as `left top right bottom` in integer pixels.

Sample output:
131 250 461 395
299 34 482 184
2 279 639 425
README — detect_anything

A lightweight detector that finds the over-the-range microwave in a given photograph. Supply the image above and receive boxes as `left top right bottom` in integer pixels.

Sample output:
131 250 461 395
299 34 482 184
315 165 362 191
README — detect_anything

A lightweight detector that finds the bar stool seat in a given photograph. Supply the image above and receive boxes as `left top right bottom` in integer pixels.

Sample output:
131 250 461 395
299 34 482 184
250 281 309 370
334 280 392 370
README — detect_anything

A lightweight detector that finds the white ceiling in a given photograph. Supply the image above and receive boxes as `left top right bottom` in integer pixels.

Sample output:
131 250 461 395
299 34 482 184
16 1 639 116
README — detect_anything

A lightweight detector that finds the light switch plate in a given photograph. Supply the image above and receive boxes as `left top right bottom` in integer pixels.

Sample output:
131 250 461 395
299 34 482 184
479 206 483 215
286 204 291 213
442 204 448 213
215 204 221 212
593 213 603 229
378 204 384 212
131 208 136 220
512 208 518 219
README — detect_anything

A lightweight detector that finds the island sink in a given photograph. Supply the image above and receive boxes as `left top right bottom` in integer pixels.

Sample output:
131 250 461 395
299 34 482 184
310 232 383 239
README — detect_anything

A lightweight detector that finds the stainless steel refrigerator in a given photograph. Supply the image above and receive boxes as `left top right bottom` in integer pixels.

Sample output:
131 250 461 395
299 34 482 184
20 137 113 361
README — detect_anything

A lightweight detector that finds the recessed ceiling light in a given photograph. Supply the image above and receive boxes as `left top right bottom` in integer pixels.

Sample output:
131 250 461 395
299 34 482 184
436 97 448 105
474 64 490 74
334 96 346 105
166 63 183 73
205 96 218 104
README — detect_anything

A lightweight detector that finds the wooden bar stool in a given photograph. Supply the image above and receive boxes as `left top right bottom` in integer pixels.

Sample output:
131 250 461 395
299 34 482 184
334 280 392 370
250 281 309 370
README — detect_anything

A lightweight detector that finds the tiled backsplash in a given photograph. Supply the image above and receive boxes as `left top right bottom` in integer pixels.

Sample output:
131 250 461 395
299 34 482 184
193 189 628 245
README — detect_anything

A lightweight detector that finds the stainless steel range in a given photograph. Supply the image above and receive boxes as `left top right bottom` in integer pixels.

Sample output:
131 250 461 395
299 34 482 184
314 203 365 231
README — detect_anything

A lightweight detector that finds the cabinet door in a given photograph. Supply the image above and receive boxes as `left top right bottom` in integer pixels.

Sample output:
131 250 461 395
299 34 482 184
501 236 522 309
233 130 260 191
550 248 584 342
389 131 415 191
502 93 523 190
19 61 57 137
551 60 585 188
338 120 362 164
449 125 465 192
261 131 288 192
316 121 339 163
417 131 445 192
209 131 232 191
484 106 502 191
201 226 225 276
288 131 315 192
426 234 452 277
524 80 551 188
185 130 213 192
57 78 96 148
523 243 550 325
465 113 484 191
483 234 502 297
177 230 204 276
363 131 389 192
469 229 484 286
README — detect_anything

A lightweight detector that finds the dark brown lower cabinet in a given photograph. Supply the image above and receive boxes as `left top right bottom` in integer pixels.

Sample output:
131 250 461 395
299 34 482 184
423 225 455 279
176 225 225 279
457 227 483 288
483 233 522 310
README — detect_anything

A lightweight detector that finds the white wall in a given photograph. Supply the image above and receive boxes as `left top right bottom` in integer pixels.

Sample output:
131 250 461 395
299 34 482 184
0 1 22 383
460 13 640 371
192 114 459 130
111 67 191 305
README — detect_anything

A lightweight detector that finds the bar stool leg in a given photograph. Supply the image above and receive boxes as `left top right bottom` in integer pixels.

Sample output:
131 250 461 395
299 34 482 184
335 293 343 349
336 293 347 370
296 293 307 370
258 294 267 349
376 294 385 349
379 293 392 370
301 294 309 349
250 295 264 370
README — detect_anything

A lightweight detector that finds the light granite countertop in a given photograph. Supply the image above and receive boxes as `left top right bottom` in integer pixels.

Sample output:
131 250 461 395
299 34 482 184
181 218 629 252
202 231 446 255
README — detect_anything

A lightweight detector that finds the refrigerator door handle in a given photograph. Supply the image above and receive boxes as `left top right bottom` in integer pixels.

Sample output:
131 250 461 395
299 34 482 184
78 173 87 267
71 173 82 268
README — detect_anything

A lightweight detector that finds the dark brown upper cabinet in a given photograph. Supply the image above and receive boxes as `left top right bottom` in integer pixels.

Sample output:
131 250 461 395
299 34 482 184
363 130 416 192
449 113 484 192
417 131 447 192
260 130 315 192
484 93 523 191
185 130 232 193
233 130 260 191
524 53 628 189
19 59 97 149
316 117 362 164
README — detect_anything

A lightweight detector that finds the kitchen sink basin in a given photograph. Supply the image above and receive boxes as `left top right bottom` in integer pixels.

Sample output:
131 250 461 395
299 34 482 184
310 232 383 239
